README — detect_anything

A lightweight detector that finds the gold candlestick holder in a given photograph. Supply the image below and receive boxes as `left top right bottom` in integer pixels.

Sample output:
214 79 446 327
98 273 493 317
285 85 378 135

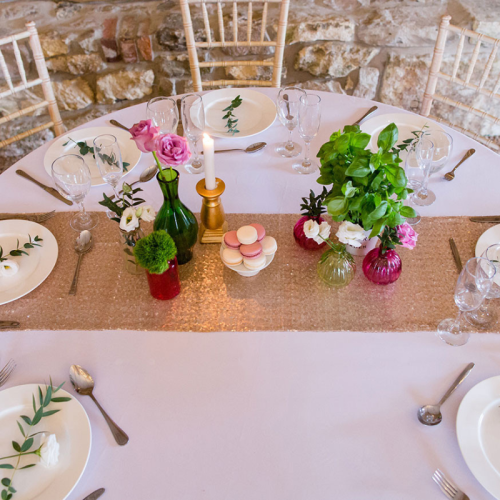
196 178 228 244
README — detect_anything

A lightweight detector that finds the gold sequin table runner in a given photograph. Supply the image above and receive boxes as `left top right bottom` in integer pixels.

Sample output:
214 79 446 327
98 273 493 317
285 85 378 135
0 213 495 333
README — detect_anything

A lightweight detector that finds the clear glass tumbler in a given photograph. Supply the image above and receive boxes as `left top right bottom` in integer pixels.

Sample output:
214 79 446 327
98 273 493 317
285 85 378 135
181 94 205 174
146 96 178 134
411 137 436 207
276 87 306 158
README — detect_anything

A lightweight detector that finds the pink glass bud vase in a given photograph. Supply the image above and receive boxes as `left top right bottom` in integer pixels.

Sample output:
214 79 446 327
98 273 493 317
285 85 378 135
362 247 402 285
294 215 327 250
146 257 181 300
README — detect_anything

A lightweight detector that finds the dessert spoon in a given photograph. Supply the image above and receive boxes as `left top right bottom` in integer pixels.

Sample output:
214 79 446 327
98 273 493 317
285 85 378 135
212 142 267 154
69 231 93 295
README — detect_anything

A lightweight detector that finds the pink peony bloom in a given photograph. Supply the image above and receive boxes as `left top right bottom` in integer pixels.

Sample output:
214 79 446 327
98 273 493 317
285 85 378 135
129 120 160 153
397 222 418 249
154 134 191 166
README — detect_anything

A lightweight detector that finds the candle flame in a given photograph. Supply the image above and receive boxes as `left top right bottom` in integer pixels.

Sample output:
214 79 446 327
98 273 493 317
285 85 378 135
203 133 211 140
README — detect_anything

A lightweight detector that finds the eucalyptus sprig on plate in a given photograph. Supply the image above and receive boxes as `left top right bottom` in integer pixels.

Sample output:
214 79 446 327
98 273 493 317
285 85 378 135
0 380 71 500
0 235 42 262
223 95 242 135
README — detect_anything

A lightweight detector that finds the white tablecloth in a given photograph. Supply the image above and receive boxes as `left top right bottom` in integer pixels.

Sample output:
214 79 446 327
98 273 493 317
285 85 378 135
1 330 498 500
0 89 498 216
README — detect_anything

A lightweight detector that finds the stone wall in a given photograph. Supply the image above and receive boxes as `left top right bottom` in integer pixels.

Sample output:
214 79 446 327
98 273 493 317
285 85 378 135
1 0 499 171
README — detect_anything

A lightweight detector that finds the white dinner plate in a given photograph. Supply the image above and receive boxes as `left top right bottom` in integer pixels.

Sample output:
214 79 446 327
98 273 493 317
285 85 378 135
475 224 500 286
44 127 142 187
361 113 444 154
201 89 276 139
0 384 91 500
0 220 58 305
457 376 500 499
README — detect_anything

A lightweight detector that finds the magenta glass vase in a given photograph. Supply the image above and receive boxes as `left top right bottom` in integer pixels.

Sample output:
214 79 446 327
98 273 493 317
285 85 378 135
294 215 326 250
362 248 402 285
146 257 181 300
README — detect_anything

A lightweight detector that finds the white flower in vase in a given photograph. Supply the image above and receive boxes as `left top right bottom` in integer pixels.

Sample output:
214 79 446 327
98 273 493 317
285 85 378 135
120 207 140 232
38 434 60 468
316 221 331 244
303 220 320 239
0 259 19 277
336 221 369 248
138 205 156 222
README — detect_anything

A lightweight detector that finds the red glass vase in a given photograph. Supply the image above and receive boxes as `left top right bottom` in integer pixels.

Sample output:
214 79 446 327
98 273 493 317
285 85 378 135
362 248 402 285
294 215 326 250
146 257 181 300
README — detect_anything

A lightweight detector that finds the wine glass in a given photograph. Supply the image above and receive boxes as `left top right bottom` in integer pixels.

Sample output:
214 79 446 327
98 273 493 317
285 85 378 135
181 94 205 174
146 96 178 134
292 94 321 175
465 243 500 329
51 154 97 231
411 137 435 207
276 87 306 158
93 134 123 199
437 257 496 346
429 130 453 174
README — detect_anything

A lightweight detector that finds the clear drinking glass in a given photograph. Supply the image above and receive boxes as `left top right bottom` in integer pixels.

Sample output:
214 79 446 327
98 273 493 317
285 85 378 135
466 244 500 329
51 154 97 231
429 130 453 173
437 257 496 346
276 87 306 158
411 138 435 207
292 94 321 175
403 143 424 225
93 134 123 199
146 96 178 134
181 94 205 174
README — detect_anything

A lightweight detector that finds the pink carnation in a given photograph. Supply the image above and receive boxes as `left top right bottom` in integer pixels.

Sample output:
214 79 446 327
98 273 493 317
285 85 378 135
129 120 160 153
154 134 191 166
397 222 418 250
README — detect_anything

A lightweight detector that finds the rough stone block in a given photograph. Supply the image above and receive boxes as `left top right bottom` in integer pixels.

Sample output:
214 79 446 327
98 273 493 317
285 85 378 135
286 17 355 44
295 43 379 78
353 67 380 100
101 18 120 62
46 54 105 75
53 77 94 111
40 31 69 58
96 69 154 104
293 80 345 94
137 19 153 61
458 0 500 38
156 13 211 51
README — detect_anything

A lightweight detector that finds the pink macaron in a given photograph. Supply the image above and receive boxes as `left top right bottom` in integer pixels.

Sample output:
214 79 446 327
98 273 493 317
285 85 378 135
250 223 266 241
240 242 262 259
224 231 241 249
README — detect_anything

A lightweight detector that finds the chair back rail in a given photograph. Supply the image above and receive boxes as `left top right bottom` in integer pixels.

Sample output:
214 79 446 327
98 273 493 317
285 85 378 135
421 15 500 152
179 0 290 91
0 21 64 150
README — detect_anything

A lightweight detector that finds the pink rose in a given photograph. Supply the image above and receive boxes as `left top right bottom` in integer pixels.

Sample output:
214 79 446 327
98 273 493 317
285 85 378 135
154 134 191 166
129 120 160 153
397 222 418 249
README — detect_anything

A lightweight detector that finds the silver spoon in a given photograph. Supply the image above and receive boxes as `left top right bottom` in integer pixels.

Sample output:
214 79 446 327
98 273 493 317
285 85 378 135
69 364 129 446
109 164 158 200
69 231 93 296
417 362 474 426
212 142 267 154
283 93 293 120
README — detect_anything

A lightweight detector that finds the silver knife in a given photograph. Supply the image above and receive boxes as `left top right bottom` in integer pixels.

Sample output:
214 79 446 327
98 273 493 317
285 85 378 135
469 216 500 223
449 238 463 273
176 98 184 137
16 170 73 206
82 488 105 500
0 321 20 330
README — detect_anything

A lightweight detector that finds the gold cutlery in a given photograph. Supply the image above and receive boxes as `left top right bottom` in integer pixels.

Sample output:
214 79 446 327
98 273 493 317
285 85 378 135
0 210 55 223
69 231 93 295
109 119 129 131
16 170 73 206
0 359 16 387
176 98 184 137
205 142 267 154
0 321 20 330
352 105 378 126
444 149 475 181
469 216 500 223
82 488 105 500
449 238 463 273
282 93 293 120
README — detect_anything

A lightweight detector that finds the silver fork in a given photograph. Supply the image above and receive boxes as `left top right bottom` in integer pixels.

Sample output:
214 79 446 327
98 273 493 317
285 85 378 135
0 210 56 224
0 359 16 388
433 470 470 500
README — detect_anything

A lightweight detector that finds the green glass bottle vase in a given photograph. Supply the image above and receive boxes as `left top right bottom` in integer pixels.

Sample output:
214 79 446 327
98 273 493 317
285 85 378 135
153 169 198 265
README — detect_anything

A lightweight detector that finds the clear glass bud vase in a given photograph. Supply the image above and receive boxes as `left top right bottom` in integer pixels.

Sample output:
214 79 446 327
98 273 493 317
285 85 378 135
119 226 144 275
317 244 356 288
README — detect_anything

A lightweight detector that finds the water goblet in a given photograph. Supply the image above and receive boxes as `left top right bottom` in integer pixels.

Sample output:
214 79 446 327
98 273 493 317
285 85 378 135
146 96 178 134
292 93 321 175
411 137 435 207
437 257 496 346
403 142 424 225
51 154 97 232
181 94 205 174
465 243 500 329
93 134 123 197
429 130 453 174
276 87 306 158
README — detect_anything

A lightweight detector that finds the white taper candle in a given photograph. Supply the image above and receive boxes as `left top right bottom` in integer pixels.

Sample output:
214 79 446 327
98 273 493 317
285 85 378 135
203 133 216 190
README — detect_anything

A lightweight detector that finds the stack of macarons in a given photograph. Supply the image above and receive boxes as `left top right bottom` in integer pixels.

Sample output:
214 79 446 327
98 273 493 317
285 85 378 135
221 223 278 274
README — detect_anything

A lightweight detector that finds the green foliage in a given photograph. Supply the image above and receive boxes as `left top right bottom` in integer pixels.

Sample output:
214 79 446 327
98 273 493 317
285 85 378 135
222 95 242 135
299 188 328 218
134 230 177 274
316 123 417 238
0 235 43 262
63 137 130 171
98 183 145 223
